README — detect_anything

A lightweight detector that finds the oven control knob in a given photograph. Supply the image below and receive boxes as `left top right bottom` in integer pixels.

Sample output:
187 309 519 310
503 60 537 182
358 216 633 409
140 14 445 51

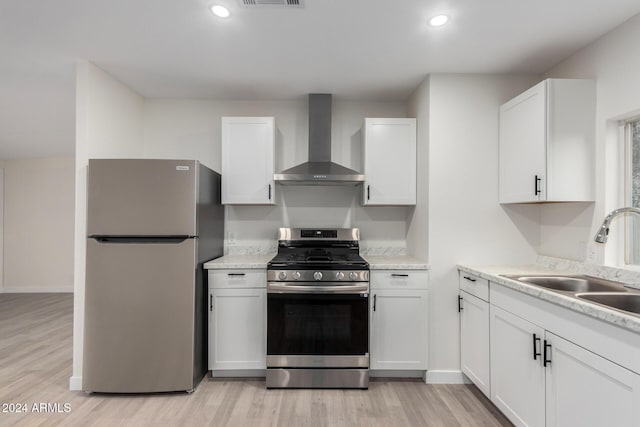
349 272 358 280
292 271 301 280
314 272 323 281
336 272 345 280
278 271 287 280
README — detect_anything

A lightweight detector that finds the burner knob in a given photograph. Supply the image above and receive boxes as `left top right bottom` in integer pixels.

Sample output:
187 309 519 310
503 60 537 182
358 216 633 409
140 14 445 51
349 272 358 280
336 272 345 280
278 271 287 280
292 271 301 280
314 272 323 281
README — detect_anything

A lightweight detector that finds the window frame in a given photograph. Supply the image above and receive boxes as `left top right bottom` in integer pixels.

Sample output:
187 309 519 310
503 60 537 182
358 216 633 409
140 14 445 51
624 116 640 265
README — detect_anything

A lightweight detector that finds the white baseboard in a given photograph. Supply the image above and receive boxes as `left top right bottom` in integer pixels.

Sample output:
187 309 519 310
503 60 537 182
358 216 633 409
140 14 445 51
69 376 82 391
425 370 470 384
2 287 73 293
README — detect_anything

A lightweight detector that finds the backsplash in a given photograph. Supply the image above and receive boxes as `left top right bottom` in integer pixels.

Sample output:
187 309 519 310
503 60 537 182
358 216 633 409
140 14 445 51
223 241 407 257
538 255 640 289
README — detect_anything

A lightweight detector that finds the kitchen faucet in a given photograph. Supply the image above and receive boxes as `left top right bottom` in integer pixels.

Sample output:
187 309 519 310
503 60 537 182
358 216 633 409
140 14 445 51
594 207 640 243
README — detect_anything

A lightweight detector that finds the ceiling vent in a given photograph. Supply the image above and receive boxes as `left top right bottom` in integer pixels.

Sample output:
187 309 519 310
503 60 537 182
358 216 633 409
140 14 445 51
238 0 303 7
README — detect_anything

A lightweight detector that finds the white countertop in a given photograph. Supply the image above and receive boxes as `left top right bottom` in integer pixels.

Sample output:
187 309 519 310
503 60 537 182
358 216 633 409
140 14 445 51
457 263 640 334
205 253 429 270
204 254 275 269
363 255 429 270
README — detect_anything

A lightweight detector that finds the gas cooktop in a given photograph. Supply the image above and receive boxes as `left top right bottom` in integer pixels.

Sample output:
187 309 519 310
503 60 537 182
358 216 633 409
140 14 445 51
267 228 369 271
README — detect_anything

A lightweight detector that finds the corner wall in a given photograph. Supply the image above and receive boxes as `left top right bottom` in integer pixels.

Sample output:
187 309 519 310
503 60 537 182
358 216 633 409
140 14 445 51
71 60 145 390
414 74 540 373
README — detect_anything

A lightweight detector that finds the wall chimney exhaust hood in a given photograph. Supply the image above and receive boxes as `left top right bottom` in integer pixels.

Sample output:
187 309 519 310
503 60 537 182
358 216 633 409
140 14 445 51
273 94 365 185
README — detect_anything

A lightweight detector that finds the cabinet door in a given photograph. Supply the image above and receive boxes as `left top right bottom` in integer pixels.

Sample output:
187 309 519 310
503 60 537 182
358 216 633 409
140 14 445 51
370 289 427 370
545 332 640 427
363 118 416 205
499 81 546 203
209 288 266 370
460 291 490 398
221 117 275 205
490 305 545 427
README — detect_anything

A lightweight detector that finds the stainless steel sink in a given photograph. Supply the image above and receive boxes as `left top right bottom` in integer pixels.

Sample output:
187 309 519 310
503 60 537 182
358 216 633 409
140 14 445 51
576 293 640 316
502 275 628 293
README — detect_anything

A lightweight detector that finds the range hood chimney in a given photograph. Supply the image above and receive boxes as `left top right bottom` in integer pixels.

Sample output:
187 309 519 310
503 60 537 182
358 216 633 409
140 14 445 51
273 94 365 185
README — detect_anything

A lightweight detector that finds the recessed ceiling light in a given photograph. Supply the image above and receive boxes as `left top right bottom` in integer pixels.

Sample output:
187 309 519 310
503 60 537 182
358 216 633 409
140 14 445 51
429 15 449 27
210 5 231 18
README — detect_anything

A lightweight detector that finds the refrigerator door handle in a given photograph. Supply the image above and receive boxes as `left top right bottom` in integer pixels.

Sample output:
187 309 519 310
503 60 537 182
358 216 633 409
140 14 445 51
89 235 192 244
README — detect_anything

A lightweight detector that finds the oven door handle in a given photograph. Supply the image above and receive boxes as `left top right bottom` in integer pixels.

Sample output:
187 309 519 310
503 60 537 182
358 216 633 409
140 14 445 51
267 282 369 294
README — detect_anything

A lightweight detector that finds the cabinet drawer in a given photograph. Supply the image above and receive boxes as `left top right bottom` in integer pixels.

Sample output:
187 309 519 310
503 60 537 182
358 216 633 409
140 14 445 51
459 271 489 301
208 269 267 289
370 270 428 290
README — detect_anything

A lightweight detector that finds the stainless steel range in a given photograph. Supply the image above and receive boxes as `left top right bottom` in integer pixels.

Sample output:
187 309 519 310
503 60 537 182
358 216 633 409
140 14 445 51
266 228 370 389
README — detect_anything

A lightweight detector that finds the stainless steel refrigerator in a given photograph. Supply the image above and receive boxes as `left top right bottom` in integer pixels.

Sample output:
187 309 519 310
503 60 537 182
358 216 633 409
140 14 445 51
83 159 224 393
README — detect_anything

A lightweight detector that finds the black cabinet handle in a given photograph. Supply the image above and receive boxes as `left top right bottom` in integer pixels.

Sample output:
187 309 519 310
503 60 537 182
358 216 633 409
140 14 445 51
463 276 477 283
367 185 370 201
268 184 272 200
209 294 213 312
227 273 246 277
532 334 541 360
373 294 377 311
543 340 552 366
391 274 409 277
534 175 541 196
458 295 463 312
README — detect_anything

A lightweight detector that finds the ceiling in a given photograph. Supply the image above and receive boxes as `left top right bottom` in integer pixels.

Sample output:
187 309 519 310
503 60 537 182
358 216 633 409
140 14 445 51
2 0 640 159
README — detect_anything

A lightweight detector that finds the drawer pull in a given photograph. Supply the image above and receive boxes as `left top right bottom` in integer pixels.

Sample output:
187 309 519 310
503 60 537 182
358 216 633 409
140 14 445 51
391 274 409 277
463 276 477 283
227 273 246 277
458 295 463 312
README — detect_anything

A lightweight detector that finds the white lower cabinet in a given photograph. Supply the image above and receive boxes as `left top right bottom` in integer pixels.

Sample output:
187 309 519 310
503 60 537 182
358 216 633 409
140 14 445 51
208 269 266 372
490 305 545 427
487 282 640 427
545 332 640 427
459 290 490 398
369 270 428 371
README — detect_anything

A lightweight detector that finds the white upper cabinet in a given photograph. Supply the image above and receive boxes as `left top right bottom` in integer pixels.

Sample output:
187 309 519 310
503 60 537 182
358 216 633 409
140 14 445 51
363 118 417 205
221 117 275 205
499 79 595 203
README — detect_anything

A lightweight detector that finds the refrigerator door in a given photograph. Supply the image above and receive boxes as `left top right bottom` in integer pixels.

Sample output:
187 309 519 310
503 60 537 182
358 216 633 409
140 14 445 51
83 238 198 393
87 159 198 236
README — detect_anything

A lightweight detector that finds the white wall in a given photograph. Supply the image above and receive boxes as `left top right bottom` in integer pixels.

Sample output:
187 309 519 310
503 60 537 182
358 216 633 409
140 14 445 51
142 98 409 251
541 13 640 263
72 60 145 390
2 158 74 292
413 74 540 373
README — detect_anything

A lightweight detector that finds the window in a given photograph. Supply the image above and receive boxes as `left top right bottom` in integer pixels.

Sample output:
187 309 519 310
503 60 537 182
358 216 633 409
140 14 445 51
626 118 640 264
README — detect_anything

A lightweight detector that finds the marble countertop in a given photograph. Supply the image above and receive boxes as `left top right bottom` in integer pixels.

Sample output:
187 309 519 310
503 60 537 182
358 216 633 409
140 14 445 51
457 263 640 334
204 254 275 269
363 255 429 270
204 253 429 270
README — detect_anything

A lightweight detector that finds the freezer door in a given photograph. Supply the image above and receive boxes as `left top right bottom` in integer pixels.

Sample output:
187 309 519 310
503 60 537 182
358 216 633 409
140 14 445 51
87 159 198 236
83 238 198 393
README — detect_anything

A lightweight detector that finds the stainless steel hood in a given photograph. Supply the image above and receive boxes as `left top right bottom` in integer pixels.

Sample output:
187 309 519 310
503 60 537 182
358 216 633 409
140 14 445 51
274 94 365 185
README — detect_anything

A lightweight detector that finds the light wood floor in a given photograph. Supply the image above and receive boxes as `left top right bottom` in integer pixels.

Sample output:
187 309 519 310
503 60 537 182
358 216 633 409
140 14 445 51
0 293 511 426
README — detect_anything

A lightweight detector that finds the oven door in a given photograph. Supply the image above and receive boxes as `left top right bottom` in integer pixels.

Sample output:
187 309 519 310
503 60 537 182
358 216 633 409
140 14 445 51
267 283 369 368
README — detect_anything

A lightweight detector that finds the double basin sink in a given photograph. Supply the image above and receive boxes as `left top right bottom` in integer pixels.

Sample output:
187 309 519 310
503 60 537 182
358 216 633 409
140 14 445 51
502 274 640 317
